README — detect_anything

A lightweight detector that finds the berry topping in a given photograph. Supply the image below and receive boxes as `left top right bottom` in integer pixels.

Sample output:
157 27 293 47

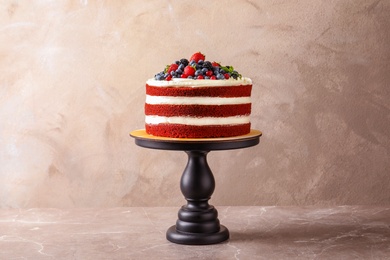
205 70 213 77
184 66 195 76
203 61 213 71
153 52 243 81
180 58 189 67
189 52 206 63
166 63 178 74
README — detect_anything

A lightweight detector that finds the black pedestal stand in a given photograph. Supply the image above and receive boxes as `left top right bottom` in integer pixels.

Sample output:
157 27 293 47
130 129 261 245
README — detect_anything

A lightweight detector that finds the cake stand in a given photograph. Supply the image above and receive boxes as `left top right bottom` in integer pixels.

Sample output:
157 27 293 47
130 129 262 245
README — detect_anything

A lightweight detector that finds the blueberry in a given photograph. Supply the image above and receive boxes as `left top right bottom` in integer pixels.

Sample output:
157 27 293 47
195 70 203 76
217 73 225 80
198 60 204 65
195 64 202 70
178 64 185 70
176 69 183 74
205 76 210 79
201 68 208 74
187 76 193 79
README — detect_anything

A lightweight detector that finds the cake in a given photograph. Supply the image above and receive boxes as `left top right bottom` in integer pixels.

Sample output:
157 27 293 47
145 52 252 138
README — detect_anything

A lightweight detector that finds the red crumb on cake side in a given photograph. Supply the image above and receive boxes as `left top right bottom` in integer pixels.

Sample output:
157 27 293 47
145 104 251 117
146 85 252 97
145 123 251 138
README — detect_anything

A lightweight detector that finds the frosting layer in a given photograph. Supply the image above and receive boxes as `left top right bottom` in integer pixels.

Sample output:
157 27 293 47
145 115 250 126
146 95 251 105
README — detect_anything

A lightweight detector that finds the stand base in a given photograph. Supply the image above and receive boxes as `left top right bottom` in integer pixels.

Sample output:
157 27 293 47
166 225 229 245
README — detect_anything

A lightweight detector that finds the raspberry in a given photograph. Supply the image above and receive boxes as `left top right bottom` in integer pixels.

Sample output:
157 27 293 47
206 70 213 77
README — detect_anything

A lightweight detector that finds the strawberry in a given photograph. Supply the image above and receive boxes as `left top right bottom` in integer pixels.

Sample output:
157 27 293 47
166 63 178 74
189 52 206 63
211 62 220 67
184 66 195 76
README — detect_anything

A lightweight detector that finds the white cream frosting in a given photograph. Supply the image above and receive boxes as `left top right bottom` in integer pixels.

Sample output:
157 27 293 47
145 115 250 126
146 77 252 87
146 95 251 105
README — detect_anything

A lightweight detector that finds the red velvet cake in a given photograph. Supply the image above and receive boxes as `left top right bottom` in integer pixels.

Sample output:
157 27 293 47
145 52 252 138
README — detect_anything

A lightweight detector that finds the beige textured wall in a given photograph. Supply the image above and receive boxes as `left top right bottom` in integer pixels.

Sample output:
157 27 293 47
0 0 389 208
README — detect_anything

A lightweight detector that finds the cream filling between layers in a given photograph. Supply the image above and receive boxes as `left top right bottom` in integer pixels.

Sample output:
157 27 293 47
146 95 251 105
145 115 250 126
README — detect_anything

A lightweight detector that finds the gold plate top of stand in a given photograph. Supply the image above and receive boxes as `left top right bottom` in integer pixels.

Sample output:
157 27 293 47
130 129 262 143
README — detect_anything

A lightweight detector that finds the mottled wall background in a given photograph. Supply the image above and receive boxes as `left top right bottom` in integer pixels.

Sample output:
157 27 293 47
0 0 389 208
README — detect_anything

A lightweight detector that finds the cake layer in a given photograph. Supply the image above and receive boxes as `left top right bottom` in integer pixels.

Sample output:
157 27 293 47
145 123 251 138
146 85 252 97
145 104 251 117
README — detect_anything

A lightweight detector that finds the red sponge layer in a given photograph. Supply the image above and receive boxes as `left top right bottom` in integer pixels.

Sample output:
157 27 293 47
146 85 252 97
145 104 251 117
145 123 251 138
